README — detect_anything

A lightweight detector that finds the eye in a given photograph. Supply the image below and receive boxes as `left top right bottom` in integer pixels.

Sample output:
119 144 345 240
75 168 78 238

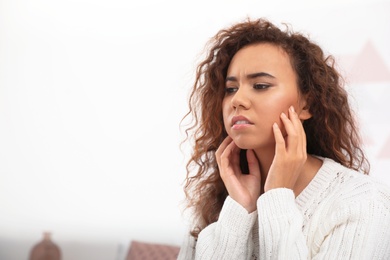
225 87 238 94
253 83 270 90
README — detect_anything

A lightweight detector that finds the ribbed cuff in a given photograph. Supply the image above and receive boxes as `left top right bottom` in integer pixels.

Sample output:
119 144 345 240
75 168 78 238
218 196 257 236
257 188 297 222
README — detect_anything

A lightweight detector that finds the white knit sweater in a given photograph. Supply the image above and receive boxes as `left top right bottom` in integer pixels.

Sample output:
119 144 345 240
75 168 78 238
177 157 390 259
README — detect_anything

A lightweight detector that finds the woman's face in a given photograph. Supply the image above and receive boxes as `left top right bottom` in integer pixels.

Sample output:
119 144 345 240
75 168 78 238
222 43 308 150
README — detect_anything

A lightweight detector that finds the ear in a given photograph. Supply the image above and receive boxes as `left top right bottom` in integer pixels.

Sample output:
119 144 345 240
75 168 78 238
298 97 312 121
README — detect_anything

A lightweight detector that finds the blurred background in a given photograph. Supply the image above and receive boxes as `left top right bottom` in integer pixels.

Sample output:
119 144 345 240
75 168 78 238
1 0 389 259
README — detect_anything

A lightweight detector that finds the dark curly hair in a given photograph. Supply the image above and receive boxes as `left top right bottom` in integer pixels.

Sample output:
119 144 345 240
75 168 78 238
181 17 369 238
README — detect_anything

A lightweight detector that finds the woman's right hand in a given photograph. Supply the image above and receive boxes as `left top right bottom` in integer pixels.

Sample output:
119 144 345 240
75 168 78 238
216 136 261 213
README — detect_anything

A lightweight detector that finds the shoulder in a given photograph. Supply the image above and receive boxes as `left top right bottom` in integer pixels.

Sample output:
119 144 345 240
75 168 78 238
321 157 390 209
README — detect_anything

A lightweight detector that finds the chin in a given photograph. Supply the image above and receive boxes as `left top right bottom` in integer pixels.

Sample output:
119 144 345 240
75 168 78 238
231 135 274 151
231 137 258 150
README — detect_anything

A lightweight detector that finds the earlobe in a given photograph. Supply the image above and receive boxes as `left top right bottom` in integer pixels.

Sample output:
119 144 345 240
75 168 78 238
299 105 312 120
299 107 312 120
298 95 312 120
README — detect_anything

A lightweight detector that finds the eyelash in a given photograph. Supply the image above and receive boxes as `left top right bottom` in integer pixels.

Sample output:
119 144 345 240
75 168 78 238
225 87 237 94
225 84 271 94
253 83 271 90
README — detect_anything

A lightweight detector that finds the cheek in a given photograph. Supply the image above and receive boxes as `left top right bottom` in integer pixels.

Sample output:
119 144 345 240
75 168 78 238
263 95 298 129
222 100 230 128
222 116 232 138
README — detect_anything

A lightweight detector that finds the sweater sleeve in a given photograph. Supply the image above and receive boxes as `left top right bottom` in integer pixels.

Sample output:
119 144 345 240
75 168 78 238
257 187 390 260
312 190 390 259
257 188 308 259
177 196 257 260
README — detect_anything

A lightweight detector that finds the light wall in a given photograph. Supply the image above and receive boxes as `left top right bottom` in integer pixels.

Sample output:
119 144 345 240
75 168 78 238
1 0 389 259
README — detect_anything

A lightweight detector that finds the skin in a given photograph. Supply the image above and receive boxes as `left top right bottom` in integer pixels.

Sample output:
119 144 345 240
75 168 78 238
215 43 323 213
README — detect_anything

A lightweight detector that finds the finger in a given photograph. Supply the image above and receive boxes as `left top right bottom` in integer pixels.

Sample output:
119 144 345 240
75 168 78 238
246 149 261 178
216 136 233 165
280 111 298 150
289 106 306 153
219 139 237 169
223 140 241 175
272 122 286 155
289 106 304 135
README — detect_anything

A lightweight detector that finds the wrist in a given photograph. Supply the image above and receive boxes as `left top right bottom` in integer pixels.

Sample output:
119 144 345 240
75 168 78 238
231 196 257 213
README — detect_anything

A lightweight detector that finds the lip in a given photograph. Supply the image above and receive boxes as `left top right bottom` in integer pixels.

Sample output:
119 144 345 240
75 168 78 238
231 115 254 128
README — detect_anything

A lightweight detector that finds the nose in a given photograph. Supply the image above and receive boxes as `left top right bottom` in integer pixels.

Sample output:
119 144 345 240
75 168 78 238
231 87 251 110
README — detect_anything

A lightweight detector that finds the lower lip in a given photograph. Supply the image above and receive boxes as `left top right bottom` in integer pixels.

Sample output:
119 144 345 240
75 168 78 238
232 124 253 130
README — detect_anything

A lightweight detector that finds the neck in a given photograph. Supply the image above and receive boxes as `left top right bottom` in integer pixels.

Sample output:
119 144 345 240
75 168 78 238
253 146 274 194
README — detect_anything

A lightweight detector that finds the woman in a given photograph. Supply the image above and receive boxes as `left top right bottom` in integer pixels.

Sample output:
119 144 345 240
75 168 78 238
178 18 390 259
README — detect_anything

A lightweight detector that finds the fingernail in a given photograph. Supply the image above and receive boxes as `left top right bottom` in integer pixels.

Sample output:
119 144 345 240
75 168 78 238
281 112 287 118
290 106 295 112
273 122 279 128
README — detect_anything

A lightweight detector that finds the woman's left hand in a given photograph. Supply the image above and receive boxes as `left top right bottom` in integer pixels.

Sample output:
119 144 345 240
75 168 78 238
264 105 307 193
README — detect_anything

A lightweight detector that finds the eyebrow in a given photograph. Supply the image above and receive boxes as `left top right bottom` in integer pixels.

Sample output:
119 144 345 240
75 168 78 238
226 72 275 82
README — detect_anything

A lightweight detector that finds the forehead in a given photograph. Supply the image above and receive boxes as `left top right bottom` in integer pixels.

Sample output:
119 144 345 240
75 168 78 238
227 43 294 76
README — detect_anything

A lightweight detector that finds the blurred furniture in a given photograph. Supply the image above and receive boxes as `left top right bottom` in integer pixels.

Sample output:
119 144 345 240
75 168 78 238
126 240 180 260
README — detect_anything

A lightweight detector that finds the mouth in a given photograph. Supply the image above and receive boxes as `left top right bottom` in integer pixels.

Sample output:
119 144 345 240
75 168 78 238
231 116 254 127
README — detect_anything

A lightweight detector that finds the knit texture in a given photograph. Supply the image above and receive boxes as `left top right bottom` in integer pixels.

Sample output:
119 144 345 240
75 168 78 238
177 158 390 259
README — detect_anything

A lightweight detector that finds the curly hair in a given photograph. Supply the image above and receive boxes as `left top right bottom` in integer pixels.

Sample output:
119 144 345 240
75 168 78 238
181 18 369 238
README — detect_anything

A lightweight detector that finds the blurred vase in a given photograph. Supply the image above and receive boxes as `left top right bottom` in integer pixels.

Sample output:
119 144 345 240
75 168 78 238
29 232 61 260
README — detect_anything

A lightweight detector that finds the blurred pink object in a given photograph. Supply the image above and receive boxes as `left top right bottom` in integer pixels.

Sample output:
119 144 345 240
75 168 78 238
127 240 179 260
